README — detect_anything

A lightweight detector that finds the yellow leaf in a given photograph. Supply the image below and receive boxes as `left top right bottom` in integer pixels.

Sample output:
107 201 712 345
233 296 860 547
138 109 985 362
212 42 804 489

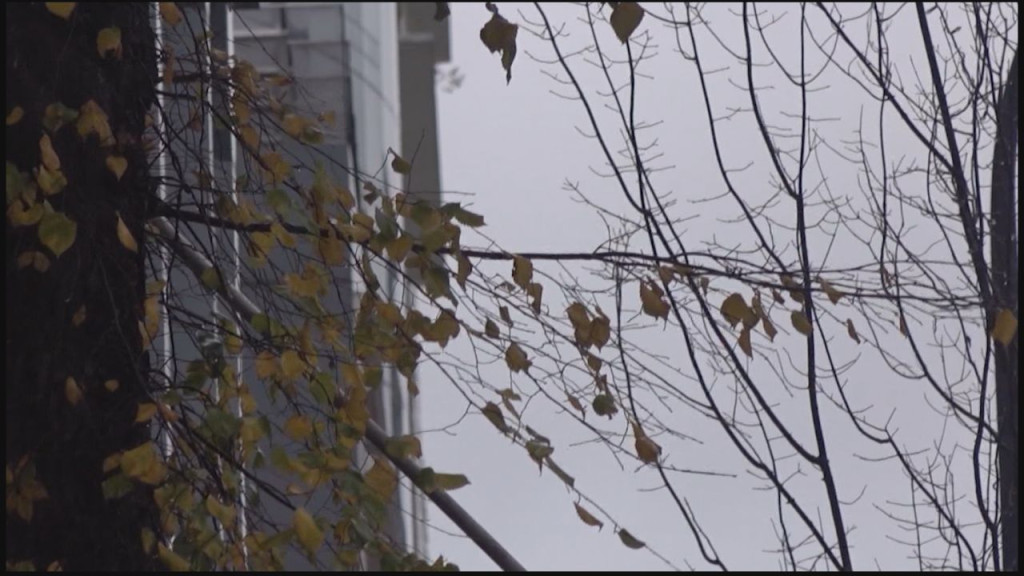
159 3 183 25
106 155 128 181
318 235 344 266
618 528 645 549
102 453 121 473
846 318 860 344
104 379 119 392
254 351 277 379
97 27 122 59
135 403 157 423
115 211 138 252
720 293 756 329
121 442 161 481
589 311 611 349
512 255 533 289
280 348 303 379
482 402 507 431
391 151 412 175
318 109 336 127
268 221 295 250
45 3 76 19
365 458 398 502
157 543 189 571
484 319 500 339
640 281 670 319
635 435 661 464
76 100 113 146
8 199 44 227
991 308 1017 346
479 12 518 83
239 125 260 152
284 415 313 441
819 277 843 304
791 310 812 335
281 113 307 138
16 251 51 273
505 342 531 373
738 326 752 357
261 152 290 184
574 503 603 529
386 234 413 263
72 305 86 326
34 164 67 197
6 106 24 125
610 2 645 43
205 495 236 527
456 253 472 289
657 265 674 285
65 377 82 406
39 134 61 171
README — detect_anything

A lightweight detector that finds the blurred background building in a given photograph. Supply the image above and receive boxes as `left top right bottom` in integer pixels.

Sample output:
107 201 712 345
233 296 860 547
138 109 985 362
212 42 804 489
153 2 448 568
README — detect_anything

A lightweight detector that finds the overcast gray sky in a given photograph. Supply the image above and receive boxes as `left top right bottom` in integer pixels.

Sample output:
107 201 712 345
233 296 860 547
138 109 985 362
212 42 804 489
412 2 1011 571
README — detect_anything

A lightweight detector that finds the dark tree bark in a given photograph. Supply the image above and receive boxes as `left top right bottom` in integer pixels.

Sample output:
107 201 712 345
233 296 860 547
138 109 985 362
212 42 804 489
6 3 161 570
991 48 1019 573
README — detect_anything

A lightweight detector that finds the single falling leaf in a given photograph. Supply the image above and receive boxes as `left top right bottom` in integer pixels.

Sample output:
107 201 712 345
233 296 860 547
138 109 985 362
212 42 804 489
280 350 305 381
991 309 1018 346
45 3 76 19
38 212 77 258
65 377 83 406
482 402 507 431
479 11 518 83
610 2 645 43
106 155 128 181
135 403 157 423
512 255 533 289
39 134 61 171
639 281 670 319
6 106 24 125
96 27 122 59
738 326 753 357
618 528 646 549
575 503 603 529
159 2 183 25
115 211 138 253
293 508 324 553
791 311 812 336
505 342 531 373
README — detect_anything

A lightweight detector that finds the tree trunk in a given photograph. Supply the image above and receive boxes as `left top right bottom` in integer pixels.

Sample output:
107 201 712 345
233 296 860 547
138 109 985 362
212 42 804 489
5 3 161 570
